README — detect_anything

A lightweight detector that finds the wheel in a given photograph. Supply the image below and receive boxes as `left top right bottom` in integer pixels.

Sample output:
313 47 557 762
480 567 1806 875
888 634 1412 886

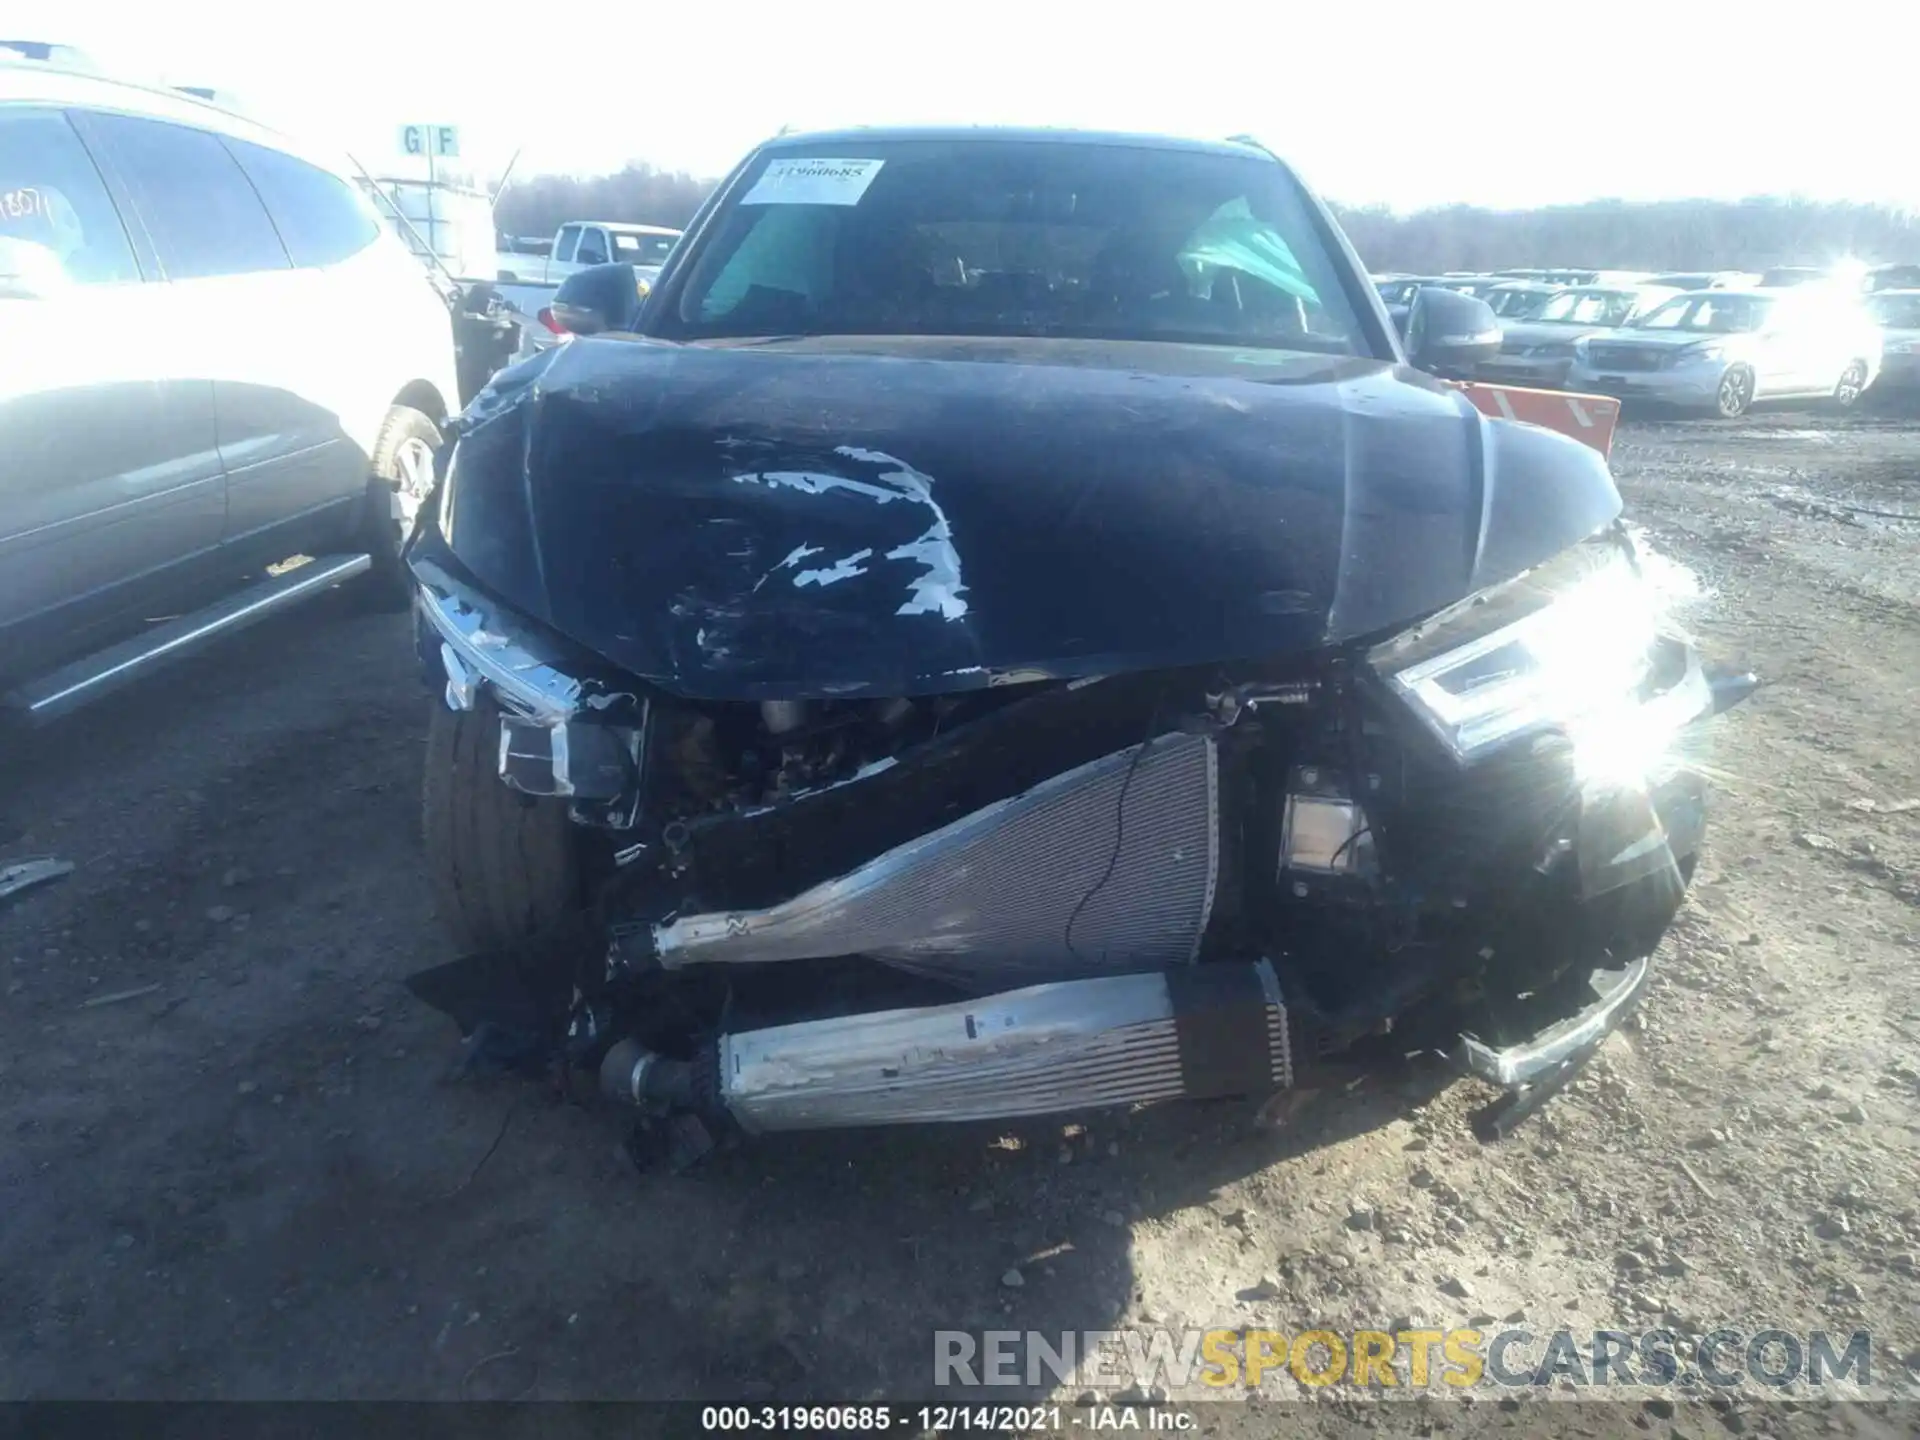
422 695 587 955
1832 359 1869 409
1714 365 1755 419
358 405 444 610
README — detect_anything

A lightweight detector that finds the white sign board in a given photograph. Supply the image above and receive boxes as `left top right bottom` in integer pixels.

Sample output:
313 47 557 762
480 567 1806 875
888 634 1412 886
740 158 884 207
398 124 461 159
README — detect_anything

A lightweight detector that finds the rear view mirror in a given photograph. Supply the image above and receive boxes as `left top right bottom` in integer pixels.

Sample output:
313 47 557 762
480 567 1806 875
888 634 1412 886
547 261 645 336
0 237 71 300
1405 286 1502 377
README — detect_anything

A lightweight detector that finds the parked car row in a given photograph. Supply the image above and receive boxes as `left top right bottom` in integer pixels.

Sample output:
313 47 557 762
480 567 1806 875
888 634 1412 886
1568 289 1882 417
1376 264 1905 416
1472 284 1682 389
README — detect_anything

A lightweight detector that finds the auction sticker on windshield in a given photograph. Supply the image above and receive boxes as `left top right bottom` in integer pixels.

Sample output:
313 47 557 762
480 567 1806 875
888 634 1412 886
741 158 885 206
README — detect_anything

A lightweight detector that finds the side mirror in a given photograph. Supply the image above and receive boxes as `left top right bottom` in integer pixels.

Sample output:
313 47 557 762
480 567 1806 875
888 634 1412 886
547 261 644 336
1405 286 1502 376
0 237 71 301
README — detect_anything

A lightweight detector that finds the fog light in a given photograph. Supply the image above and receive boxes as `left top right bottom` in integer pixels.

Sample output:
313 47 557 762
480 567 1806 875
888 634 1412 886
497 716 641 801
1279 767 1373 875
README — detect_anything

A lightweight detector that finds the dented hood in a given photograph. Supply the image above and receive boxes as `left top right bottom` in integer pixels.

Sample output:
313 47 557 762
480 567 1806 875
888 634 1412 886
431 334 1621 700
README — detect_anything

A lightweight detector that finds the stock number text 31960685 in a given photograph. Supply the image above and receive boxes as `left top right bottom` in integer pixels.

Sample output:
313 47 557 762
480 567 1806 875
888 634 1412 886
700 1405 1070 1432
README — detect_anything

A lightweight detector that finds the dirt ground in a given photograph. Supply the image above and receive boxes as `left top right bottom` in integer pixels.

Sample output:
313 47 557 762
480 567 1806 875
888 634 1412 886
3 405 1918 1432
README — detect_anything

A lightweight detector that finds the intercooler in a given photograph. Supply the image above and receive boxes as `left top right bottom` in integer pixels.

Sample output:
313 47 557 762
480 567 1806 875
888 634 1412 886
649 732 1221 985
602 961 1294 1132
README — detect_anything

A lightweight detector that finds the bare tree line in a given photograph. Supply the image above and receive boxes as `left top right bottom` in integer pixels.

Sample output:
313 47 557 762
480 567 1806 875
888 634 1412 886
494 164 1920 271
1334 198 1920 272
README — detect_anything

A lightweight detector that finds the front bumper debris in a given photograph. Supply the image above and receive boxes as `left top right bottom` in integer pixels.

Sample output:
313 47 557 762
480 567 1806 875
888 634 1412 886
1461 954 1650 1141
405 521 1757 1145
413 566 647 823
1 856 74 907
413 563 586 725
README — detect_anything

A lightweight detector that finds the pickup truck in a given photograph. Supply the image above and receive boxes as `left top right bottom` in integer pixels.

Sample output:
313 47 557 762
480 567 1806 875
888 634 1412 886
493 220 681 286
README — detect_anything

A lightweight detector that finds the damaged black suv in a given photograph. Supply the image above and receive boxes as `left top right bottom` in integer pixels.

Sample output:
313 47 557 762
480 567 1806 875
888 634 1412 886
404 127 1752 1146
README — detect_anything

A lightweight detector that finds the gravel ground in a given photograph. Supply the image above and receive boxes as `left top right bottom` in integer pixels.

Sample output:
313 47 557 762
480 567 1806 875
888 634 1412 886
3 407 1918 1433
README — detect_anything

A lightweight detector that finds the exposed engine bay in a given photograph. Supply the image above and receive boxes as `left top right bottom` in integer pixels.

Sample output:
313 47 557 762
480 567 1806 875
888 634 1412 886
398 128 1754 1151
409 521 1750 1148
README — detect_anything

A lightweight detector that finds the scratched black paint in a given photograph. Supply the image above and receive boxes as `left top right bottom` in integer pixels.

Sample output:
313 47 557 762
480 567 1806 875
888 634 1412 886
434 333 1621 700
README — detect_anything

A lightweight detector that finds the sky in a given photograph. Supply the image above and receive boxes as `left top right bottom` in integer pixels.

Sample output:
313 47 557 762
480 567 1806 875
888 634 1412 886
29 1 1920 214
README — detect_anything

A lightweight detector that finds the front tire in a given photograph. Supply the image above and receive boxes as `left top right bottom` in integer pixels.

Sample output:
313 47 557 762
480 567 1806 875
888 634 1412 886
423 696 587 955
359 405 444 610
1715 365 1755 419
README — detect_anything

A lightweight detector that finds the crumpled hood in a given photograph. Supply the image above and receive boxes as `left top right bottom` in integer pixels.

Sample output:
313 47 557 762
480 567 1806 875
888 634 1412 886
426 334 1621 700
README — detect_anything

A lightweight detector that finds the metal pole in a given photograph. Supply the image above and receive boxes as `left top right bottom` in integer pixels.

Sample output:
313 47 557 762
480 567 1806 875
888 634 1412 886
426 133 440 271
345 152 460 292
490 147 523 209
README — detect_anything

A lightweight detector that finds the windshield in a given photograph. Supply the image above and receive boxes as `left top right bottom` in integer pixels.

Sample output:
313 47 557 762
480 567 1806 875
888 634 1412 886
613 231 677 266
1629 294 1772 333
1534 289 1637 325
1488 288 1548 318
665 140 1367 353
1868 293 1920 328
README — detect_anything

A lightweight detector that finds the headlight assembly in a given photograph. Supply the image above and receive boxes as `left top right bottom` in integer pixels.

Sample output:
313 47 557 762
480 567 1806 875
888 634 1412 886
1367 535 1684 766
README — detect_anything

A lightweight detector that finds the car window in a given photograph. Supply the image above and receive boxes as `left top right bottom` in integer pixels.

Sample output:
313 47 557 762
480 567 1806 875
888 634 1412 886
223 138 382 268
575 228 610 266
1695 296 1769 332
1630 297 1689 329
82 114 289 280
1489 289 1546 318
0 108 140 285
1630 295 1770 332
1535 290 1634 325
554 225 580 263
668 140 1367 354
612 231 676 266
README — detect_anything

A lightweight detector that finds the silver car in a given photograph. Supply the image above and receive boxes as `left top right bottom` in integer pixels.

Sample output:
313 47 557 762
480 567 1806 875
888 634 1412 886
1 57 461 722
1472 285 1679 388
1866 289 1920 396
1567 289 1883 418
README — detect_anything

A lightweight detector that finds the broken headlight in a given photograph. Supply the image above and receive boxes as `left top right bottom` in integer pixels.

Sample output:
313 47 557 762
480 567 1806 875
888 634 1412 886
1367 534 1680 767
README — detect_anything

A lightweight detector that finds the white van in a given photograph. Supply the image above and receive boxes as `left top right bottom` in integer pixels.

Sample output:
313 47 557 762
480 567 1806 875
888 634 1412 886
0 58 462 723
